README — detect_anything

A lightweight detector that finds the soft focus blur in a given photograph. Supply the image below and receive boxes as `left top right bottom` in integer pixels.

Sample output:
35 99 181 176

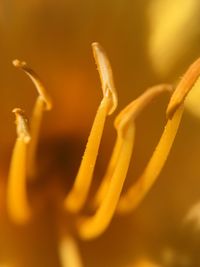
0 1 200 267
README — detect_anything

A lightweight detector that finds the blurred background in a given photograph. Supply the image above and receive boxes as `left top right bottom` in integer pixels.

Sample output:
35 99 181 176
0 0 200 266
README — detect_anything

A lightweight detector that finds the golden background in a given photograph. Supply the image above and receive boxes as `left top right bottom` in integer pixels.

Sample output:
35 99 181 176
0 1 200 266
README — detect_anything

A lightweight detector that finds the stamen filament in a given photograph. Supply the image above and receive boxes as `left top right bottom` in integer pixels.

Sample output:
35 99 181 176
93 134 123 208
167 57 200 118
13 59 52 179
94 84 172 208
78 125 135 240
117 104 183 214
7 109 31 223
65 96 111 213
64 43 118 213
77 84 170 239
117 57 200 214
27 97 45 178
59 234 83 267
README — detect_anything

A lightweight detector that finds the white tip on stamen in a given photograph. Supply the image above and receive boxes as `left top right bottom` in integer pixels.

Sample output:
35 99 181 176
92 42 118 115
12 108 31 143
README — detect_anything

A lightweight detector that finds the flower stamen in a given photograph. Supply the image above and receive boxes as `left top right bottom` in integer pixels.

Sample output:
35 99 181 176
64 42 118 213
12 59 52 110
94 84 172 208
77 84 170 240
117 57 200 214
13 59 52 179
7 108 31 223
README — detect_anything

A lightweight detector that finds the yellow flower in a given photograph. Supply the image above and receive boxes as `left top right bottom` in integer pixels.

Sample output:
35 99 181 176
3 42 172 266
0 1 200 267
1 41 200 267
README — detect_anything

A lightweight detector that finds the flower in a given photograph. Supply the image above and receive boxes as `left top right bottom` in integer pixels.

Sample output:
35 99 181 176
1 41 200 267
1 1 200 267
2 42 174 266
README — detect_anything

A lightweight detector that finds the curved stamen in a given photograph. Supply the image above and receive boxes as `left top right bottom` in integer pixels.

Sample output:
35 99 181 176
13 60 52 179
7 108 31 223
117 57 200 214
117 105 183 214
77 84 171 240
12 59 52 110
94 84 172 208
64 43 118 213
78 125 134 240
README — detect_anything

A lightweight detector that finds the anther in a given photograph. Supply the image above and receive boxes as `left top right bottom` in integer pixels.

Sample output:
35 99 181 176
12 59 52 110
92 42 118 115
